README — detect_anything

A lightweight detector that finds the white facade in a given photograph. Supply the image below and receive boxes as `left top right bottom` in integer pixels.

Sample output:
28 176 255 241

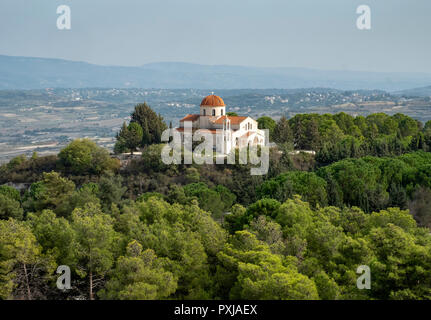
177 95 266 155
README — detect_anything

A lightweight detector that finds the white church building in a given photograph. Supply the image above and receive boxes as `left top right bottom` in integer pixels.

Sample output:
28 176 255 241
176 94 266 154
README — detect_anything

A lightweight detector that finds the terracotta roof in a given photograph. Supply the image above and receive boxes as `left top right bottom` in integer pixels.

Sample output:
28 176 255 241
176 128 219 134
200 95 225 107
179 114 200 122
213 115 248 125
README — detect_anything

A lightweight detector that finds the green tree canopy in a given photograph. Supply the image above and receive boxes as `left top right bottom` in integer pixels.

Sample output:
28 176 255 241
257 116 277 137
114 122 144 154
99 241 177 300
0 194 23 220
258 171 327 207
130 103 168 146
0 185 21 202
59 139 119 175
25 171 76 217
0 219 55 300
71 203 121 300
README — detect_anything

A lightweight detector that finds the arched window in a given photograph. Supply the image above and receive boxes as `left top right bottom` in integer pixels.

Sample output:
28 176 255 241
221 109 224 116
203 109 206 116
212 109 215 116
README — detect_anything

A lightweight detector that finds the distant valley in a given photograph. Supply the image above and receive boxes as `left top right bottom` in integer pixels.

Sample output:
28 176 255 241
0 87 430 163
1 55 431 163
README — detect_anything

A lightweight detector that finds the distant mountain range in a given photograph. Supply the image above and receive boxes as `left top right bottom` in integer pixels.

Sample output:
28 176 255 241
1 54 431 92
394 86 431 97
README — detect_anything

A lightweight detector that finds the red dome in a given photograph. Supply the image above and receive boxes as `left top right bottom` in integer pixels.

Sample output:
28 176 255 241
200 95 225 107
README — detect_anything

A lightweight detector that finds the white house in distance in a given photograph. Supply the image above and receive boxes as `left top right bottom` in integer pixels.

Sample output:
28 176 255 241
176 94 266 154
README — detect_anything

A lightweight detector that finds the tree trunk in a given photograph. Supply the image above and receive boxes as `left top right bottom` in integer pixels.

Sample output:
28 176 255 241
23 263 32 300
89 270 94 300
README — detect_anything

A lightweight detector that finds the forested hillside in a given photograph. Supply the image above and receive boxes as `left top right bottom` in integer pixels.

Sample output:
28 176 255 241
2 107 431 300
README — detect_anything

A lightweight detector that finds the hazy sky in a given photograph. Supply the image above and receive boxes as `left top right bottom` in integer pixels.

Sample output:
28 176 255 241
1 0 430 72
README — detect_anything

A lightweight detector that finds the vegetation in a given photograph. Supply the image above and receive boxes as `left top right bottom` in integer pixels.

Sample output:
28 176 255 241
2 107 431 300
58 139 119 175
115 122 144 154
114 103 167 154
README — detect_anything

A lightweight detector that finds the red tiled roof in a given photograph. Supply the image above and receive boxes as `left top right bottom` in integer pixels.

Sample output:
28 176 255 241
213 115 248 125
176 128 219 134
201 95 225 107
180 114 200 122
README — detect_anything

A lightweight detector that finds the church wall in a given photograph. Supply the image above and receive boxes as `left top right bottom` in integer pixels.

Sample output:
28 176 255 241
177 96 265 155
200 106 225 117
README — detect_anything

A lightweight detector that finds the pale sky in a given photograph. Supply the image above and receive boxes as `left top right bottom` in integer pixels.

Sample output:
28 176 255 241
1 0 430 72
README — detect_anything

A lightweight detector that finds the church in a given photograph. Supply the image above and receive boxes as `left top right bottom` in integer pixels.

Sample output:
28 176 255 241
176 94 266 155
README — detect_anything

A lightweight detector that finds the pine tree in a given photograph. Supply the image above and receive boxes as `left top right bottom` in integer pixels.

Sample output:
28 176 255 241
294 117 305 149
130 103 167 147
142 118 151 146
125 122 143 155
273 116 293 144
306 118 320 150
